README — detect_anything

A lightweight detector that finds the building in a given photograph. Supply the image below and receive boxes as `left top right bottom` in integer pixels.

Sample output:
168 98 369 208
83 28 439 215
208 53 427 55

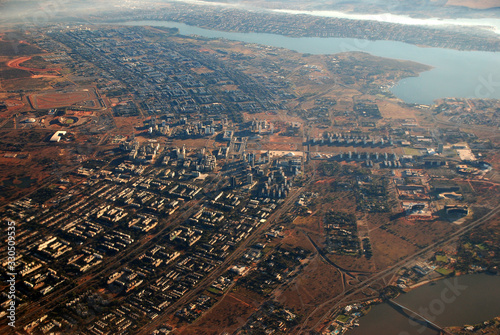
50 131 67 142
222 131 233 141
445 205 469 216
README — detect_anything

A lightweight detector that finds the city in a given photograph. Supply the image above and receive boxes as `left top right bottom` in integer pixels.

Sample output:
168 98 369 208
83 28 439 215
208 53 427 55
0 2 499 335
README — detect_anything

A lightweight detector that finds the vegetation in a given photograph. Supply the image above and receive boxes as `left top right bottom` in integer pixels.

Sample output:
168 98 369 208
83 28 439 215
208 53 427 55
30 186 59 204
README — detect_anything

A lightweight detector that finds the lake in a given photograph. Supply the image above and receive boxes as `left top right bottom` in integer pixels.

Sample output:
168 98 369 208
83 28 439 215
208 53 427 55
121 20 500 105
349 273 500 335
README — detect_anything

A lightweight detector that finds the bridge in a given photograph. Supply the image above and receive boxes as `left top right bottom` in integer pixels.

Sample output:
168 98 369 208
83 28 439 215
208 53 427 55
387 299 455 335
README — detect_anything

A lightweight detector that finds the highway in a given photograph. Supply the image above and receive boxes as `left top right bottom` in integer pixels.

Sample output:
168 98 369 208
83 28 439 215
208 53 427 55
11 181 203 332
6 148 497 335
136 184 307 334
296 203 500 334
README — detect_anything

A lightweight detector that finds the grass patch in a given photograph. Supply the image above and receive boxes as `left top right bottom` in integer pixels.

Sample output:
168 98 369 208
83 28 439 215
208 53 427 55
475 244 488 251
206 287 223 295
436 268 454 276
403 147 423 156
336 314 350 323
435 255 448 263
443 148 458 158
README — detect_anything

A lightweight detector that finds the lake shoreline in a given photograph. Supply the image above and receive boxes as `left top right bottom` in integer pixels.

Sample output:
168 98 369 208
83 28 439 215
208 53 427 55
114 20 500 104
347 272 500 335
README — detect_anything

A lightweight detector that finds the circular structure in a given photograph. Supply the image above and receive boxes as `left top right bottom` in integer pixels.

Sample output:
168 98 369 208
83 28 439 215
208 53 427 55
58 116 79 126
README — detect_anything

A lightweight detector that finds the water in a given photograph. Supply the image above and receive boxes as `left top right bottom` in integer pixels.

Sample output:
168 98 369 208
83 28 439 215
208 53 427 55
121 20 500 104
349 273 500 335
349 303 439 335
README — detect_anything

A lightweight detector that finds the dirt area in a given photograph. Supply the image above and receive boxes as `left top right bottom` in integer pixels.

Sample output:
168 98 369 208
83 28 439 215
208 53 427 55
0 39 44 57
0 64 32 81
218 84 239 91
383 217 456 248
7 56 60 72
28 88 103 110
0 73 54 91
309 145 405 155
309 186 357 215
171 138 215 150
0 40 59 92
178 288 263 335
190 67 213 74
327 254 376 273
377 100 417 119
0 126 90 205
275 256 344 324
291 216 323 235
268 135 303 144
0 144 59 205
242 112 303 124
1 98 25 113
112 116 144 134
281 228 316 252
259 142 300 151
469 180 500 207
368 227 419 270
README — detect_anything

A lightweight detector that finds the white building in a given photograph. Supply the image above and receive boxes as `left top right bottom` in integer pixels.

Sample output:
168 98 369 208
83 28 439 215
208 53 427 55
50 131 67 142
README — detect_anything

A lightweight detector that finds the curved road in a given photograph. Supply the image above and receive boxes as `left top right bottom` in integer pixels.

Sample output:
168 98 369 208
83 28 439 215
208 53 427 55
297 203 500 334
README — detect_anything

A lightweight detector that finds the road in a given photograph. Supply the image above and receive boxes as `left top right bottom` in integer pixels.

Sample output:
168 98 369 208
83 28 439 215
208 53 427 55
6 56 61 73
388 299 454 335
136 185 306 334
11 187 203 332
297 203 500 334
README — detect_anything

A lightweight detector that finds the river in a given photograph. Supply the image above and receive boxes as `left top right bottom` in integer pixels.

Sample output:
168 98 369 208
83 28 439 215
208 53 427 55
121 20 500 105
349 273 500 335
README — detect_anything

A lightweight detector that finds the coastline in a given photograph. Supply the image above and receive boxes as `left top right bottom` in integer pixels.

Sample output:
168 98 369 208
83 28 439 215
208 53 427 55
337 271 499 334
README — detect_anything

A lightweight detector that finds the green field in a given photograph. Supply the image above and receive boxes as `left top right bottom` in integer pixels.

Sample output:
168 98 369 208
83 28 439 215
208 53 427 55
475 244 488 251
206 287 223 295
436 255 448 263
336 314 350 323
436 268 454 276
403 147 423 156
